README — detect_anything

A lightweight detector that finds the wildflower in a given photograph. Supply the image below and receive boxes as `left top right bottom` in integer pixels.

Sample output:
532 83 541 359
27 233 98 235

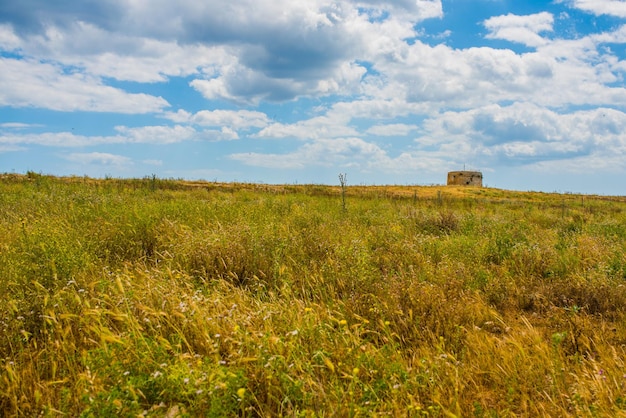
339 319 347 325
237 388 246 398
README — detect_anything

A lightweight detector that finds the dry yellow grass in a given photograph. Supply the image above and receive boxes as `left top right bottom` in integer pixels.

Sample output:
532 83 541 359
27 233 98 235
1 174 625 416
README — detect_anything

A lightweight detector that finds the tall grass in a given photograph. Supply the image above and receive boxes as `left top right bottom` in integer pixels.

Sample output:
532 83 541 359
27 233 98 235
1 174 626 416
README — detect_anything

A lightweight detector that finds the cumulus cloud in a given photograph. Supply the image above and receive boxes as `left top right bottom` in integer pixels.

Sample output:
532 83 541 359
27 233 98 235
3 0 623 109
0 0 437 104
231 137 388 169
366 123 418 136
257 113 358 140
484 12 554 47
1 0 626 188
0 123 248 150
64 152 132 166
357 0 443 22
0 57 169 113
0 23 20 49
568 0 626 17
364 30 626 110
230 136 449 174
161 109 270 140
0 1 123 35
113 125 196 144
330 99 428 120
0 125 199 147
3 20 234 83
188 110 270 129
195 127 240 141
190 60 367 104
420 103 626 166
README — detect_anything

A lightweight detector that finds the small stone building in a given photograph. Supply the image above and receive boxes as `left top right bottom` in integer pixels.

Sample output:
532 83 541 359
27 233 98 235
447 171 483 187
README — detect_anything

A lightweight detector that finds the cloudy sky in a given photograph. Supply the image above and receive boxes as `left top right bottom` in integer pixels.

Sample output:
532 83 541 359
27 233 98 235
1 0 626 194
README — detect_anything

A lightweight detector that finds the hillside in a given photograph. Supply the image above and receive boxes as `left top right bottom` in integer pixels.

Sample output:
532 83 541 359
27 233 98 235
1 174 626 416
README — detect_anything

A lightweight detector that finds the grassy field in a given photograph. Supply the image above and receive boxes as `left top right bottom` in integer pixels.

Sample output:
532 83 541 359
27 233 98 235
1 173 626 417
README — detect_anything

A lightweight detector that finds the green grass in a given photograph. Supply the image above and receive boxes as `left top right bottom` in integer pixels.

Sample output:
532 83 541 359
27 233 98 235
1 174 626 416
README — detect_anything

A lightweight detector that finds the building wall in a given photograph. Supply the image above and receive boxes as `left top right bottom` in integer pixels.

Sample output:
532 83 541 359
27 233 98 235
447 171 483 187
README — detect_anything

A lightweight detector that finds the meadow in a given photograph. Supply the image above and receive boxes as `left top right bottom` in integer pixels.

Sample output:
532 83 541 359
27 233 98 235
1 173 626 417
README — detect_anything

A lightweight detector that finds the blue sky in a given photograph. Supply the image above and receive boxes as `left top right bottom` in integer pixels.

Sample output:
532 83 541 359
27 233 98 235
1 0 626 194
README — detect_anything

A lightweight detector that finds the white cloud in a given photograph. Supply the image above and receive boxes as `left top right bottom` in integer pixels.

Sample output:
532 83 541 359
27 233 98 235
190 60 367 104
484 12 554 47
190 110 270 130
196 127 240 141
3 0 621 111
569 0 626 17
230 136 449 173
419 103 626 167
0 132 105 147
114 125 196 144
0 122 39 129
357 0 443 22
162 110 193 123
0 124 246 148
161 109 270 139
330 99 428 120
0 125 198 147
0 57 169 113
0 24 20 49
257 113 358 140
9 21 235 83
64 152 132 166
362 31 626 110
531 152 626 172
1 0 626 189
366 123 417 136
231 137 386 169
0 0 427 104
